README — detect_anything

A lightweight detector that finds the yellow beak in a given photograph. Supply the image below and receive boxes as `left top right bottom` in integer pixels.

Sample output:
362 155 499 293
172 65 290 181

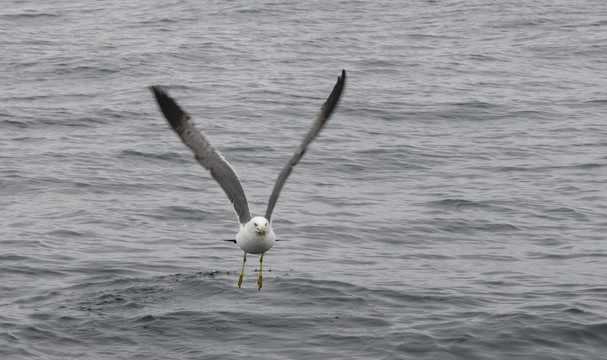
259 227 266 235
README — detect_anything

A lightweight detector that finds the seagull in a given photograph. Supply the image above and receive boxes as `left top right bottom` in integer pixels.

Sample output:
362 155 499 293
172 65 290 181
151 70 346 290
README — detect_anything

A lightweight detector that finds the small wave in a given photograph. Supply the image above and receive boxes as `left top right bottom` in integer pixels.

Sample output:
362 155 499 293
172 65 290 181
564 307 584 314
46 229 84 238
1 119 31 128
436 219 521 234
162 206 213 221
495 162 602 173
524 252 607 260
427 198 491 209
52 66 120 76
574 163 602 169
1 265 66 277
450 100 497 109
119 149 188 163
0 253 31 261
425 198 514 215
1 12 59 19
582 98 607 105
467 53 507 62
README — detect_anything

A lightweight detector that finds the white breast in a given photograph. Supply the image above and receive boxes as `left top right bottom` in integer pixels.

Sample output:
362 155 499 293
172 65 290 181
235 227 277 254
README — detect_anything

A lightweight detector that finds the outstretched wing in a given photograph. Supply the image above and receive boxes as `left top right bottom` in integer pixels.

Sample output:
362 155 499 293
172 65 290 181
265 70 346 223
151 86 251 225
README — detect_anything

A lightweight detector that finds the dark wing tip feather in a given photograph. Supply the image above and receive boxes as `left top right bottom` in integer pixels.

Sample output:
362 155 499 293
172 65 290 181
330 70 346 102
150 86 189 133
318 69 346 123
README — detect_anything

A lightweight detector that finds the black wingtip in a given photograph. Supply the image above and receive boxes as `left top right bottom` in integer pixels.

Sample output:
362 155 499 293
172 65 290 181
324 69 346 111
150 85 190 133
338 70 346 86
150 85 163 98
150 85 167 106
150 86 173 109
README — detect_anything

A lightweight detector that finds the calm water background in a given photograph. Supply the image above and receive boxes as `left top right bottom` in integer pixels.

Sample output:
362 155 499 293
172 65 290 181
1 0 606 359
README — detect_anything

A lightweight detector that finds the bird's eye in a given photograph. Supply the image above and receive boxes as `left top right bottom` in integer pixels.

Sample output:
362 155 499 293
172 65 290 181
265 223 268 226
254 223 258 227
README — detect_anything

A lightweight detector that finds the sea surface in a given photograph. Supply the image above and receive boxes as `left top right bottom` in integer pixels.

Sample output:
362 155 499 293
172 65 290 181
1 1 606 359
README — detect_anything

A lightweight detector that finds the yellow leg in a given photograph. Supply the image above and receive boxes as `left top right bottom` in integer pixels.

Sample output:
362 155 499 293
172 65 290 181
238 253 246 288
257 253 264 290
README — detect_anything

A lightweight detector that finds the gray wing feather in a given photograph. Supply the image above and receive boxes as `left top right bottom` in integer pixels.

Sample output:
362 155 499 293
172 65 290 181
151 86 251 225
265 70 346 222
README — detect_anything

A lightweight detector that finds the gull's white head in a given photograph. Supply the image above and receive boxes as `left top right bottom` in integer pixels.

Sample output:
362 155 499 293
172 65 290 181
247 216 270 236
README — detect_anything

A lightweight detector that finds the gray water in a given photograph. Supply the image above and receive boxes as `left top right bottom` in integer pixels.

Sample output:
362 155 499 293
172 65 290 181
1 1 607 359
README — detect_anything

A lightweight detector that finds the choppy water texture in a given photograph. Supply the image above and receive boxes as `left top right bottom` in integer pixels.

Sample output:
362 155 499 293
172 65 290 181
2 0 607 359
